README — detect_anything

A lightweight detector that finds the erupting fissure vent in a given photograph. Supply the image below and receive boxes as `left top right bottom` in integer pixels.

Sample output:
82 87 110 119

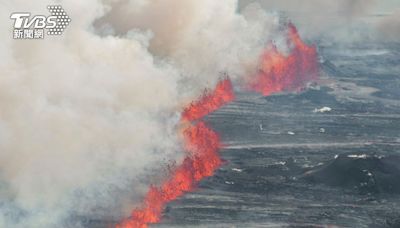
117 23 318 228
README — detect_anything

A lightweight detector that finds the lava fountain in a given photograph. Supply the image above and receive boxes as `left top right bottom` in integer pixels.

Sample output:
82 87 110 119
182 78 235 122
117 23 318 228
248 23 319 96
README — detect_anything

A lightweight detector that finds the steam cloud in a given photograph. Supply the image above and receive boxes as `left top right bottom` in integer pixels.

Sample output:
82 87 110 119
0 0 277 227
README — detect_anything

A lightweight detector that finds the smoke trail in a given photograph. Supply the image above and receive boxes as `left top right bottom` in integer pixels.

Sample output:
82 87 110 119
0 1 279 227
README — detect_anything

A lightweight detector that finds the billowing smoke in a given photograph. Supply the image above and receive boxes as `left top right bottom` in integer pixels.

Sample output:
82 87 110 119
0 0 278 227
95 0 277 92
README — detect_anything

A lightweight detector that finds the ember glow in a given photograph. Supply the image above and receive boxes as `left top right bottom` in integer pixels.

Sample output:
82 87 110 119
248 23 319 96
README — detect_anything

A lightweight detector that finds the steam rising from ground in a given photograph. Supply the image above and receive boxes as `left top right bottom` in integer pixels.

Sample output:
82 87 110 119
0 1 276 227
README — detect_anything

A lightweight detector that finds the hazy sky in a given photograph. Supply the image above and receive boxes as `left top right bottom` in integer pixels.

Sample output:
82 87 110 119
238 0 400 42
376 0 400 13
239 0 400 14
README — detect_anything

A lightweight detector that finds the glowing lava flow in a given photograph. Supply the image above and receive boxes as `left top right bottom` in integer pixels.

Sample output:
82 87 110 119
116 79 235 228
249 23 319 96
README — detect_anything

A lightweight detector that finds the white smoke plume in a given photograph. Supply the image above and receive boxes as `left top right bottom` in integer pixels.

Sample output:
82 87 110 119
0 0 277 227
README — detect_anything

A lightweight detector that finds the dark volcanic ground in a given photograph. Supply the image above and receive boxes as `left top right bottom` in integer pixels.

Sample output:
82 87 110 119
155 42 400 228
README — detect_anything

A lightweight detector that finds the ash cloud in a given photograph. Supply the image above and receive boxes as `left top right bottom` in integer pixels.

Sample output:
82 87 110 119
0 0 277 227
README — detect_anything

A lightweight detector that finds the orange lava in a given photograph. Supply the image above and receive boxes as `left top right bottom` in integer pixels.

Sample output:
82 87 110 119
182 78 235 121
249 23 319 96
116 79 232 228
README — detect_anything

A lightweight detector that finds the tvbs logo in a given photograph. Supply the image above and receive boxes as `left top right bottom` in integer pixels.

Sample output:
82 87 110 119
10 5 71 39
